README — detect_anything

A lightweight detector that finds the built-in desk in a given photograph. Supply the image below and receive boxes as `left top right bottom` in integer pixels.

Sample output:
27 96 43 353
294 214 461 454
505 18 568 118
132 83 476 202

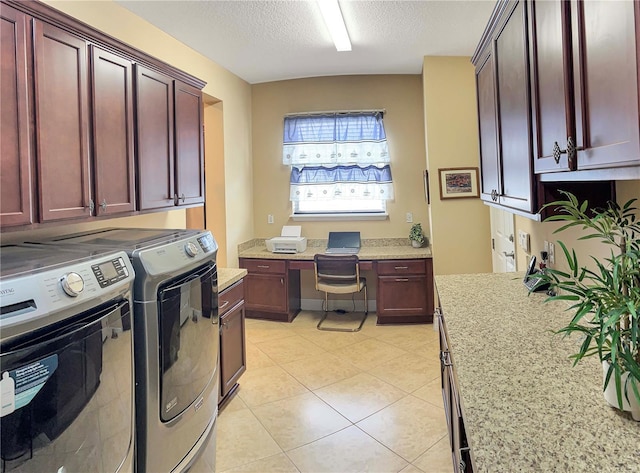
238 240 433 324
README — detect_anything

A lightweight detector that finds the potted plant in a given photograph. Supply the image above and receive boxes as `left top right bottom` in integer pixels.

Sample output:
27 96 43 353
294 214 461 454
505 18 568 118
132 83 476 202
535 191 640 421
409 223 425 248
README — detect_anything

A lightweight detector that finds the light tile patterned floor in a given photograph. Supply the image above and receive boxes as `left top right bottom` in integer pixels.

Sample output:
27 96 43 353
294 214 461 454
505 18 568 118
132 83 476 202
191 311 453 473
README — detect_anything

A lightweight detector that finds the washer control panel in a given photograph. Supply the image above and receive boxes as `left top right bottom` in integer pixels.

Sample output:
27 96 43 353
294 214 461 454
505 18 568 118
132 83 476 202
91 256 130 288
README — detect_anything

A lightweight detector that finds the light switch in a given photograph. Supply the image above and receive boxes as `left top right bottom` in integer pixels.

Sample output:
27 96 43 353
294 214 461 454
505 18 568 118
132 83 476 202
518 230 530 253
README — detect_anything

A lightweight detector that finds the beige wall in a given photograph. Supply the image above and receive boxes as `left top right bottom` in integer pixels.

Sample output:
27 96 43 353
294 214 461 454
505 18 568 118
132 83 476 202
422 57 492 275
251 75 428 239
516 180 640 274
35 0 254 267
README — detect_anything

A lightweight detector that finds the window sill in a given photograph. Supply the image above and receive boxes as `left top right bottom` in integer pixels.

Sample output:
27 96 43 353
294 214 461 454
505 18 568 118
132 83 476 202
290 212 389 222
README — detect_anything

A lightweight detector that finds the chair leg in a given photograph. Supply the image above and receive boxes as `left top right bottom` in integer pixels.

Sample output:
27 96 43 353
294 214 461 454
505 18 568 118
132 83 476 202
317 288 368 333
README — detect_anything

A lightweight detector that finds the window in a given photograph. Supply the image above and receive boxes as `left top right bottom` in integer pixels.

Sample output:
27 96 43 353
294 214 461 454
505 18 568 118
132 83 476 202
283 111 393 216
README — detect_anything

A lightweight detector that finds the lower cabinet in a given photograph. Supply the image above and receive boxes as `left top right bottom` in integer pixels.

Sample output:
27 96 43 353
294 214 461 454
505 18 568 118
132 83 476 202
376 259 434 324
219 279 246 407
239 258 301 322
438 309 474 473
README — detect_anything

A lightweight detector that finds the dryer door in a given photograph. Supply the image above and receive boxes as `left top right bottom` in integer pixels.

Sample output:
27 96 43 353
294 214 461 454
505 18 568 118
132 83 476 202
157 262 218 422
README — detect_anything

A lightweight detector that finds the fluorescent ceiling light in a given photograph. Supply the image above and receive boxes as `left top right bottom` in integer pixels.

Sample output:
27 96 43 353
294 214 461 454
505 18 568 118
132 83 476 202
317 0 352 52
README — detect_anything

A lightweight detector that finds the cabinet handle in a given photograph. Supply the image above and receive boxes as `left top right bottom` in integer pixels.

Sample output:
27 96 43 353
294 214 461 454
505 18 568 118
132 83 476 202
552 136 582 168
395 278 409 282
219 300 230 311
87 199 95 215
100 199 107 212
280 278 284 285
257 265 270 269
502 251 515 258
173 193 179 206
394 266 409 270
490 189 498 202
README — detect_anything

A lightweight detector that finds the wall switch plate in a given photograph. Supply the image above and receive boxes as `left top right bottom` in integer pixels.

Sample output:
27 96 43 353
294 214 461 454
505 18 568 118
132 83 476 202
406 212 413 223
518 230 530 253
549 242 555 265
267 214 274 224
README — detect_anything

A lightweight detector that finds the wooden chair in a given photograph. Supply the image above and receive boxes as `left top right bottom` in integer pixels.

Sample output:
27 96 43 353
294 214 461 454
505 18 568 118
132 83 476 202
314 253 368 332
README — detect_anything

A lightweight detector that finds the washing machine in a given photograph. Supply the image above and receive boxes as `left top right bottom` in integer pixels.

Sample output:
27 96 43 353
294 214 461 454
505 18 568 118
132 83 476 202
38 228 219 473
0 244 135 473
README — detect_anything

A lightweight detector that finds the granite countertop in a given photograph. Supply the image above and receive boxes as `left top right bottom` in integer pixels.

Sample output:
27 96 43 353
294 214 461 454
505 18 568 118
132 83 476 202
435 272 639 473
238 238 432 261
218 267 247 292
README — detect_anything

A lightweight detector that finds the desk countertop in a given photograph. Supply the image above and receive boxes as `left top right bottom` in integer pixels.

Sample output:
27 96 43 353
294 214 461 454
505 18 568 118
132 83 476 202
435 272 639 473
238 239 432 261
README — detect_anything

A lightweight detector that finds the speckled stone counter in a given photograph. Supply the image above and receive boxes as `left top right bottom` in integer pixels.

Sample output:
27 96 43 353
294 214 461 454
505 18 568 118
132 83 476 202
218 268 247 292
238 238 432 260
435 272 639 473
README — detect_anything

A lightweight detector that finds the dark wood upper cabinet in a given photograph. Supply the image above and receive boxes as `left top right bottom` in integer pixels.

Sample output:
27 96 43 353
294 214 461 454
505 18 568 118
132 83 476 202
529 0 640 174
476 48 501 204
33 20 92 222
474 0 535 214
174 81 205 206
0 0 206 229
90 46 136 216
572 0 640 170
136 65 176 211
136 68 205 211
493 0 535 213
529 0 574 173
0 4 34 226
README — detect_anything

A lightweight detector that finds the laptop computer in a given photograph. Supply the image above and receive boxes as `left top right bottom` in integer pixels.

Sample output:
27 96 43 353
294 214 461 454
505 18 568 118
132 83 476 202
325 231 361 254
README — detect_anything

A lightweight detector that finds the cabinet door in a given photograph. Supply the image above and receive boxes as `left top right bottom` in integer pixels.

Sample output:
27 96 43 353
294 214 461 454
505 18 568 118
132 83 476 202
34 20 91 221
573 0 640 169
377 275 428 317
529 0 574 173
475 48 500 204
494 0 535 212
220 301 246 399
174 80 205 206
244 273 288 313
136 65 175 210
90 46 135 215
0 5 33 226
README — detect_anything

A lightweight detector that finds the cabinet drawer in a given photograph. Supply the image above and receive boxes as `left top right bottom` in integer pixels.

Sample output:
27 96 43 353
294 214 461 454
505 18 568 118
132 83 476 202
219 279 244 316
241 259 287 274
376 259 426 275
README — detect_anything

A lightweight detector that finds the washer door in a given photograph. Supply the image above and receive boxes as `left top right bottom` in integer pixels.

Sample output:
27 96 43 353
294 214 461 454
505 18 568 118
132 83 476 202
157 262 218 422
0 300 133 473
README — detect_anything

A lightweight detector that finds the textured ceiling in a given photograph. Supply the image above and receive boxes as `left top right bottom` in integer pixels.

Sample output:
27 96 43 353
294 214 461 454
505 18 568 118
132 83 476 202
116 0 496 84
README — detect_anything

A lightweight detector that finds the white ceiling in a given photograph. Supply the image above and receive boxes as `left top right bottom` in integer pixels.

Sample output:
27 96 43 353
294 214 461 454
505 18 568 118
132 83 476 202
116 0 496 84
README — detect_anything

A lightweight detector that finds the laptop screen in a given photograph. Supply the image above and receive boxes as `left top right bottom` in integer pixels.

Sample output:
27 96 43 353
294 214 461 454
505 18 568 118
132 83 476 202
327 231 361 249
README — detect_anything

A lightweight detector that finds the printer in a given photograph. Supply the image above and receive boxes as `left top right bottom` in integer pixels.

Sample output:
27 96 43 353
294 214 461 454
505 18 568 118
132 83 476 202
266 225 307 254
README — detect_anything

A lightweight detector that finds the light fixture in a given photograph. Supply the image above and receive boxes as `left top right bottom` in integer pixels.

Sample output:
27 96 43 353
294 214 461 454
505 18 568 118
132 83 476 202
317 0 352 52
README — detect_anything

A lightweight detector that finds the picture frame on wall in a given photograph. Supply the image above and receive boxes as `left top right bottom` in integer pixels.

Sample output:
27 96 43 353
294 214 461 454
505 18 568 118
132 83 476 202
438 167 480 200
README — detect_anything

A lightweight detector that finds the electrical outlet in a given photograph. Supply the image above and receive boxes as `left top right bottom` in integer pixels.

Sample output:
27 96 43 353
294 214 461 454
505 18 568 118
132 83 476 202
406 212 413 223
548 242 555 265
267 214 274 224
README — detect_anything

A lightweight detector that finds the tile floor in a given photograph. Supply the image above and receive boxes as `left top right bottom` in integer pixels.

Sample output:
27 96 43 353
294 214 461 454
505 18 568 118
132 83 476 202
191 311 453 473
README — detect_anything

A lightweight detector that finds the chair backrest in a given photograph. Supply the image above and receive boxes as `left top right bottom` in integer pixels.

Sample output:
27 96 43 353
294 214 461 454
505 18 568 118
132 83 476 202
314 254 361 287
